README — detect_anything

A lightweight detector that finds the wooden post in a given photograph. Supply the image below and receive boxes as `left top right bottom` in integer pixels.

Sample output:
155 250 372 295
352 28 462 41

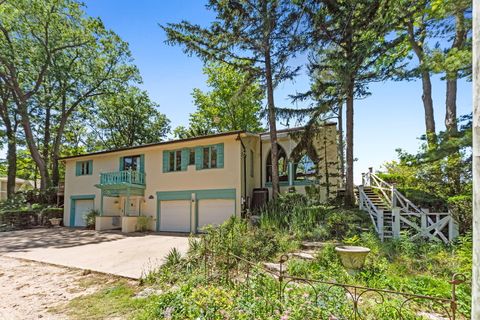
472 0 480 316
358 185 364 210
391 184 397 208
377 210 384 242
448 214 459 242
392 207 401 239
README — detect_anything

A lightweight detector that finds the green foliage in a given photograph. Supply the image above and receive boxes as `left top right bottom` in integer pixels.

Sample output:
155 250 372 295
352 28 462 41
85 209 100 229
174 62 263 138
258 193 369 240
87 87 170 150
136 215 153 232
165 248 182 268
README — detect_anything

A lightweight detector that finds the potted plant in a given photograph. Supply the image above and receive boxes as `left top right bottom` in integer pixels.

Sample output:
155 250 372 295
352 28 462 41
49 217 62 227
85 209 100 229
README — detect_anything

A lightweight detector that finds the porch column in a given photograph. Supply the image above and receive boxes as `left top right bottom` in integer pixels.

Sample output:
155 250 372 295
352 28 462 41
472 1 480 317
288 162 294 186
125 187 130 217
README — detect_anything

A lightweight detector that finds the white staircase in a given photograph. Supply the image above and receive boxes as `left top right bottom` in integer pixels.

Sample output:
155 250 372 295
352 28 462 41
357 168 459 243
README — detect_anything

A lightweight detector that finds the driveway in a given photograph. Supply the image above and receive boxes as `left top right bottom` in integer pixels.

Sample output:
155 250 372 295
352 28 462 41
0 228 190 279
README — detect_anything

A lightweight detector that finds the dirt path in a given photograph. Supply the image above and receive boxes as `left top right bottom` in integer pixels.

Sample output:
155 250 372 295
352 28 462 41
0 256 113 320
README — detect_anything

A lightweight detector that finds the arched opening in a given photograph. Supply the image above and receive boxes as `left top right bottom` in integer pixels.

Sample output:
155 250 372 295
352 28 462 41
266 146 288 183
294 154 316 181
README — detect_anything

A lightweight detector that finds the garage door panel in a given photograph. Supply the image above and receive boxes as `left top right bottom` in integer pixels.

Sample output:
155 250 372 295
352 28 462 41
160 200 190 232
198 199 235 230
74 199 94 227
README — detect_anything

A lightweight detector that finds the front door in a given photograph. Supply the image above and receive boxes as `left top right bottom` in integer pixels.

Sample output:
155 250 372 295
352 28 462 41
124 198 139 216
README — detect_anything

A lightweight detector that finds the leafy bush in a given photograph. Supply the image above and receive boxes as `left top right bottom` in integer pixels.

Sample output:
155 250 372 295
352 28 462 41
136 216 152 232
40 207 64 225
0 209 38 229
85 209 100 229
448 195 472 234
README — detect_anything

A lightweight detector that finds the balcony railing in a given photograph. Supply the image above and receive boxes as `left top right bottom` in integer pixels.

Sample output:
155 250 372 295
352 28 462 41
100 170 145 186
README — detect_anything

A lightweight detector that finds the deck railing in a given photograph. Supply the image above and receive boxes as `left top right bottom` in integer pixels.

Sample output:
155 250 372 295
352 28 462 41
99 170 145 185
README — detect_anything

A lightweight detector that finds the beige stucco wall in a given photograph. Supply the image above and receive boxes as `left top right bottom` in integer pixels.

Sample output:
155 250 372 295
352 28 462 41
64 134 244 229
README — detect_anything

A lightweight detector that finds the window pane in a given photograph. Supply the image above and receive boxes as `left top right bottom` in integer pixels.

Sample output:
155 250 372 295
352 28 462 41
176 150 182 171
189 149 195 165
210 146 217 168
169 152 174 172
203 147 209 168
131 156 139 171
124 157 132 171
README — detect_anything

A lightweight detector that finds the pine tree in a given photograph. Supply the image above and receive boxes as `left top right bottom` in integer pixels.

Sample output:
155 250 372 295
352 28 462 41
161 0 304 198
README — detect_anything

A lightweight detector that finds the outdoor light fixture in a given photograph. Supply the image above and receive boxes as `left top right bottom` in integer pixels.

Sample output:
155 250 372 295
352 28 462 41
148 195 154 200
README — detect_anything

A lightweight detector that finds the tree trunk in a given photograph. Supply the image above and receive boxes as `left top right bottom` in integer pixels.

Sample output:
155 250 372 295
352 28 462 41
337 102 345 186
421 71 437 147
6 127 17 198
445 76 458 135
265 48 280 198
344 80 355 207
19 101 49 190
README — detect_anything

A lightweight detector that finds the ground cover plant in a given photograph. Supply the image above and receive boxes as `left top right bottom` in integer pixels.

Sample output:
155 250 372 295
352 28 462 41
60 194 471 320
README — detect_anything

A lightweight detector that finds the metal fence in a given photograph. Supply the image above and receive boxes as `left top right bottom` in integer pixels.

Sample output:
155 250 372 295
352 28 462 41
202 238 467 320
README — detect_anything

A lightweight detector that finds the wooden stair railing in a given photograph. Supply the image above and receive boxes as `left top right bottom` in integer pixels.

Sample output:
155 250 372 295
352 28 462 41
357 168 458 243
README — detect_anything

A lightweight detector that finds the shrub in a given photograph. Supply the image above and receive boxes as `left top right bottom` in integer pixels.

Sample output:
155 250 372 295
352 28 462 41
447 195 472 234
0 209 38 229
85 209 100 229
136 216 152 232
40 207 64 226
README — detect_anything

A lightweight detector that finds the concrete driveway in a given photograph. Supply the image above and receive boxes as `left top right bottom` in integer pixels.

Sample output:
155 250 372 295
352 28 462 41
0 228 190 279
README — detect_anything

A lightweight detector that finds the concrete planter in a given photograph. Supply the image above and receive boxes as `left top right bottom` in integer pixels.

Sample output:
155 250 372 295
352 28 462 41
335 246 370 274
49 218 62 227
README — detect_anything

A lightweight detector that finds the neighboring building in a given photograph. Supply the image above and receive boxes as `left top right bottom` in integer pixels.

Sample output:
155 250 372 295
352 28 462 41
60 125 339 233
0 177 34 200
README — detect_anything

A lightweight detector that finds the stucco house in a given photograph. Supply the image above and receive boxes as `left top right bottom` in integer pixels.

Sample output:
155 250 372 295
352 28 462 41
61 124 339 233
0 177 34 200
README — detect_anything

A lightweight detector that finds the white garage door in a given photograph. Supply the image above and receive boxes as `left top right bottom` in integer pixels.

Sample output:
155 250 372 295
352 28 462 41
198 199 235 230
74 199 94 227
160 200 191 232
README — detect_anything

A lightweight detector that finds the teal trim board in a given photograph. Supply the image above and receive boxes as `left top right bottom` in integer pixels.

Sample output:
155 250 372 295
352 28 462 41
69 194 96 227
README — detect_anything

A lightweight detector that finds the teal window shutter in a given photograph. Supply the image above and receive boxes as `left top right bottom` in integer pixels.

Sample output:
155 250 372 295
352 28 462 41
162 151 169 173
75 161 81 176
139 154 145 173
181 148 189 171
217 143 224 168
195 146 203 170
88 160 93 175
119 157 124 171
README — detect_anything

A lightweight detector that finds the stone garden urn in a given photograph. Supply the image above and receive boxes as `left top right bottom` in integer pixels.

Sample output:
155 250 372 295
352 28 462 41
335 246 370 274
49 218 62 227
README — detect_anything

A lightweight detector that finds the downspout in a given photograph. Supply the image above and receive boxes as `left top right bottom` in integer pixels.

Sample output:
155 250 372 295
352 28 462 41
236 134 247 216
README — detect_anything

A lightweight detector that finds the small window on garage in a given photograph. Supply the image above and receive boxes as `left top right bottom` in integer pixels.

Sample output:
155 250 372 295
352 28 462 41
168 150 182 172
203 145 218 169
189 149 195 165
76 160 93 176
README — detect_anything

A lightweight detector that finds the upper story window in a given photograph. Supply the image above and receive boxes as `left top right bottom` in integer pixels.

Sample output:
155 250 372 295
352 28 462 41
189 149 195 165
163 143 224 173
203 145 217 169
76 160 93 176
123 155 140 171
168 150 182 172
266 146 288 182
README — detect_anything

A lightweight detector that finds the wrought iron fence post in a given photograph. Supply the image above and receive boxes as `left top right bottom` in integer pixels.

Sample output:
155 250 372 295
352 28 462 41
278 255 288 305
449 274 466 320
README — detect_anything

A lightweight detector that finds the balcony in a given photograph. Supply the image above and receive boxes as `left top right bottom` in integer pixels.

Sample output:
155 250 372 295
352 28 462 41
100 170 146 186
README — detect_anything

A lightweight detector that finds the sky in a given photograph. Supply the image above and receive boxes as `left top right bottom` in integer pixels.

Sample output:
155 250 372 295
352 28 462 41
1 1 472 184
